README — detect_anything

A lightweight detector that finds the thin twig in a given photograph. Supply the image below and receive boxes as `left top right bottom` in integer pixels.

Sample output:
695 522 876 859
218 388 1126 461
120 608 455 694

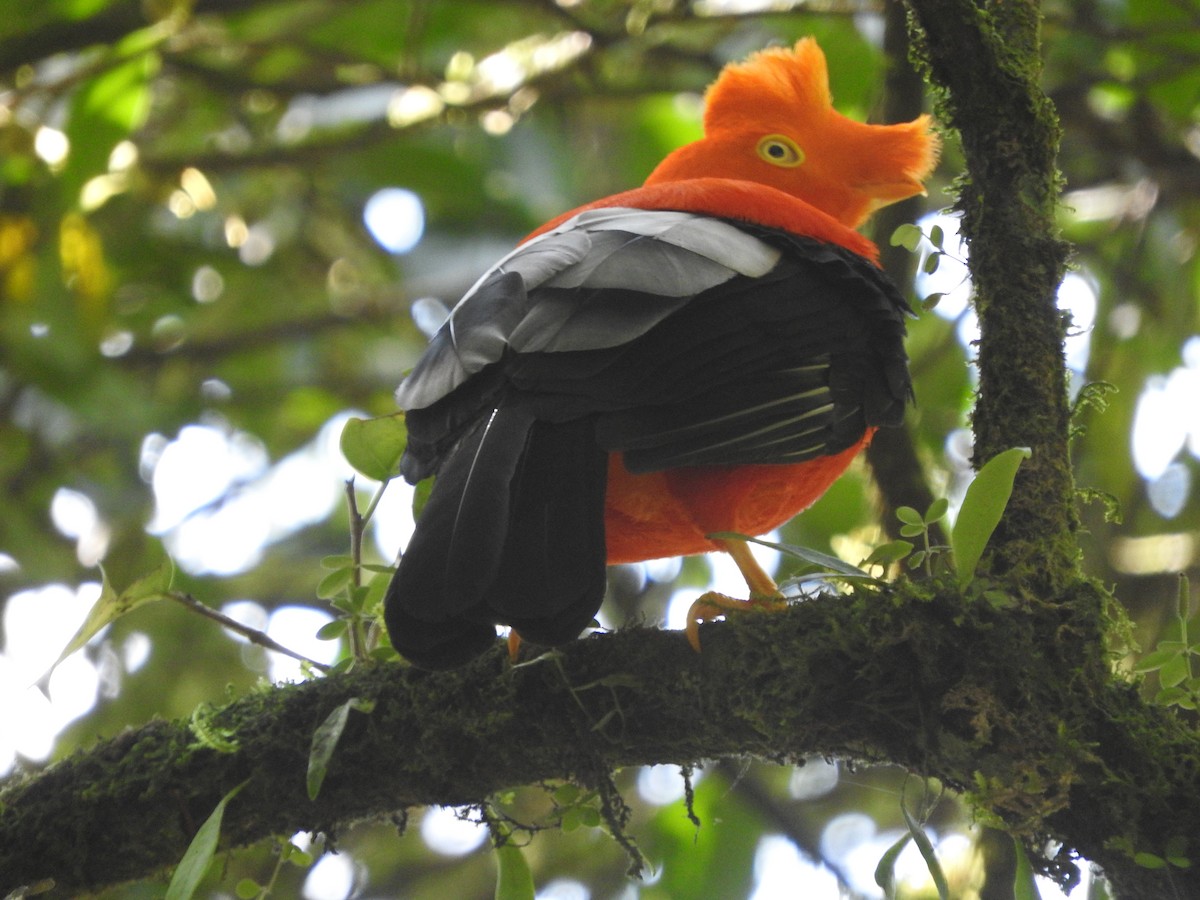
168 591 331 673
344 479 367 660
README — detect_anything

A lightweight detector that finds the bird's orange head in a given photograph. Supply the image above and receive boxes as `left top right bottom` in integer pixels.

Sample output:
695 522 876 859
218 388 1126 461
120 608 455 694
644 38 939 229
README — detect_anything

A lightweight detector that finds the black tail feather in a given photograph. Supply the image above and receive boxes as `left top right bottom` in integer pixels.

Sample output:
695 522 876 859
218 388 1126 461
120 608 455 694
384 408 607 669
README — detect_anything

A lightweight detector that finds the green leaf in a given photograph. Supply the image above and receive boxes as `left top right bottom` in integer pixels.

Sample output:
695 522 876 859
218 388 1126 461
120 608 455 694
1134 852 1167 869
340 414 407 481
494 842 535 900
923 252 942 275
315 619 348 640
412 476 434 519
929 224 945 250
925 497 950 523
283 841 315 867
863 540 914 568
874 833 910 898
165 782 246 900
316 566 355 600
901 804 950 900
1134 647 1183 672
50 556 174 674
361 570 391 617
889 223 923 251
896 506 924 526
708 533 869 577
235 878 261 899
1155 685 1190 706
1158 653 1190 688
951 447 1032 588
1165 835 1191 868
307 697 373 800
1011 837 1044 900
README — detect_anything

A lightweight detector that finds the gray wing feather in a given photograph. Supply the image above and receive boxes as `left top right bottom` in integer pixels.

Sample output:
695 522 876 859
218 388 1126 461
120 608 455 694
396 209 781 411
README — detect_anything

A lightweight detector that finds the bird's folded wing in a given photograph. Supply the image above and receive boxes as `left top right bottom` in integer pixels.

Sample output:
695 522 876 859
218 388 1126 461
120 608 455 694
397 210 911 479
395 208 782 411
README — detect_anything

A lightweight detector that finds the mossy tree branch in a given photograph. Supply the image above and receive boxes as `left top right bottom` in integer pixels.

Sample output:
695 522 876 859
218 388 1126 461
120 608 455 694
1 582 1197 897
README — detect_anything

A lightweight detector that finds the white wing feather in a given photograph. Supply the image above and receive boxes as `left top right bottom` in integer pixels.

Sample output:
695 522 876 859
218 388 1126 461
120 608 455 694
396 208 781 410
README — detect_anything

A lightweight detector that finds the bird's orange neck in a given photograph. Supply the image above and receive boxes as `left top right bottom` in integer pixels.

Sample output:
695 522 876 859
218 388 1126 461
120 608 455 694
523 178 880 265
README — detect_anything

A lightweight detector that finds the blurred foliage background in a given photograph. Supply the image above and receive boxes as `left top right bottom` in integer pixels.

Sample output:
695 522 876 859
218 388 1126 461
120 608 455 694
2 0 1199 897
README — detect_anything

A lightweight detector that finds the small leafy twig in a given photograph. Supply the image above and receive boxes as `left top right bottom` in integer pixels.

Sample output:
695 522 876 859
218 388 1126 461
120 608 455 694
1136 574 1200 710
889 221 969 311
342 479 370 660
894 498 950 577
316 414 412 668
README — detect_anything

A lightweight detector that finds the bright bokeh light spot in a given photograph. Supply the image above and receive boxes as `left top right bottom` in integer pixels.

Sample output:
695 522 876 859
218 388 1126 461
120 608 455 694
49 486 110 565
265 606 339 683
0 582 103 775
420 806 489 856
148 425 268 532
50 487 98 538
410 296 450 338
370 477 417 564
789 758 839 800
1132 337 1200 508
238 222 276 265
364 188 425 254
643 556 682 583
637 764 703 806
819 812 876 866
1132 372 1194 480
1037 866 1099 898
537 879 590 900
47 651 101 724
1148 462 1191 519
192 265 225 303
149 415 358 577
122 632 152 673
2 582 98 681
221 601 270 644
1059 273 1097 375
34 126 69 166
750 834 840 899
166 494 272 575
303 851 356 900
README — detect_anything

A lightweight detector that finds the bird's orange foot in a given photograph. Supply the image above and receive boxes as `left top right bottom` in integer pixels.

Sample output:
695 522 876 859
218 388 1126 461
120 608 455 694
685 590 788 652
685 536 787 652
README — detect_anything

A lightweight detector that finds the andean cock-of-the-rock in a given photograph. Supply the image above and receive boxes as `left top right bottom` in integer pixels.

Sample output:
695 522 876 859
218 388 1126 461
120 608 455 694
383 37 939 669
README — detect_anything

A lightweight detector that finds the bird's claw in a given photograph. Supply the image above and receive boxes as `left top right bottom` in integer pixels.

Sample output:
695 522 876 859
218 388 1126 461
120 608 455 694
685 590 789 652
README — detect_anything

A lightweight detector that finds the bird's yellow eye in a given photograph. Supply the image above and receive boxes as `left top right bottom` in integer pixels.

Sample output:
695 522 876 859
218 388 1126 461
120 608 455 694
756 134 805 168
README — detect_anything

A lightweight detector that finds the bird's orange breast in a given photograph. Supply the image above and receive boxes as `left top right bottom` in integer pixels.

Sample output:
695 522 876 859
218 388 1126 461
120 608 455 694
603 430 873 564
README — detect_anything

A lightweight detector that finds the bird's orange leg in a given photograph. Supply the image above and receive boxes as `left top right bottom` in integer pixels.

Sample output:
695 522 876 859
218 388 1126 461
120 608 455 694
685 537 787 652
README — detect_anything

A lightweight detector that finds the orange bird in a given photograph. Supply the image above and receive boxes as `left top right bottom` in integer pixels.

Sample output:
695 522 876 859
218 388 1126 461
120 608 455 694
385 38 938 668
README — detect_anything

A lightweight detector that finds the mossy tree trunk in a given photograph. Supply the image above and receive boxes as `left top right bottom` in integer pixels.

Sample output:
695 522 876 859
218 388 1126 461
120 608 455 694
906 0 1078 591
